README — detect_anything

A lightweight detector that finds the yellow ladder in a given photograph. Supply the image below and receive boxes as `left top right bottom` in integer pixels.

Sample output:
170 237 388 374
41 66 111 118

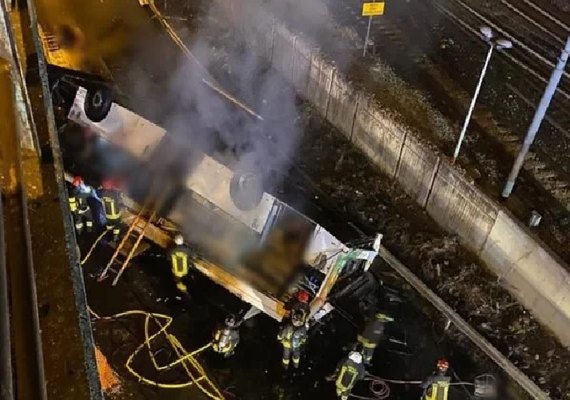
97 203 156 285
99 176 172 285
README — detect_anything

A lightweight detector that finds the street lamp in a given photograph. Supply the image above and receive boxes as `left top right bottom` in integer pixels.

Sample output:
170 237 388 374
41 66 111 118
452 27 513 163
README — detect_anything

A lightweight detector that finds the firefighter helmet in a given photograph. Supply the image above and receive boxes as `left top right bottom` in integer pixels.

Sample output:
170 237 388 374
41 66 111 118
349 351 363 364
291 309 305 327
72 176 83 187
225 314 237 328
297 290 309 304
174 234 184 246
436 358 449 373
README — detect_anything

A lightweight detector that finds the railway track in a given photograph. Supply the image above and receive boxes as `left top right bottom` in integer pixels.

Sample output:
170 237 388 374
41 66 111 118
440 0 570 106
451 0 569 82
0 56 47 400
428 0 570 206
433 0 570 153
327 0 570 140
324 0 570 211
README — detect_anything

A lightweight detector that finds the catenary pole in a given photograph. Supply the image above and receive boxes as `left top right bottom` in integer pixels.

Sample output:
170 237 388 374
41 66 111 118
502 36 570 198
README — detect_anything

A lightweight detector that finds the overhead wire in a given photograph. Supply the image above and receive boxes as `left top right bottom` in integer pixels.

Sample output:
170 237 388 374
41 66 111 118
147 1 264 121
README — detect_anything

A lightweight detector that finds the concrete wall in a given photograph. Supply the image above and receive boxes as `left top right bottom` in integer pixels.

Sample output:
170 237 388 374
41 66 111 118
306 52 335 116
326 73 359 136
481 211 570 346
291 37 312 93
397 135 440 207
427 162 498 252
215 0 570 348
351 95 405 178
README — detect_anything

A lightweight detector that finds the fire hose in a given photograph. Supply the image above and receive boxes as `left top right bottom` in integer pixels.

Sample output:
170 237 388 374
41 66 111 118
348 373 477 400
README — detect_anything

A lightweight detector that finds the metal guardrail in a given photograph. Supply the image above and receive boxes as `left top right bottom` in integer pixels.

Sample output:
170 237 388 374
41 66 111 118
0 151 14 400
0 0 103 398
0 43 47 400
22 0 104 395
378 246 549 400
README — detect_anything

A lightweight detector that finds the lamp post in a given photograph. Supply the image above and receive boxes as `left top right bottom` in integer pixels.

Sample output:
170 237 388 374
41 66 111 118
452 27 513 163
502 36 570 198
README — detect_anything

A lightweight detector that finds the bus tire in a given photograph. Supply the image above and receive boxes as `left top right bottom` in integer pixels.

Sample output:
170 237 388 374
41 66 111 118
230 172 263 211
84 86 112 122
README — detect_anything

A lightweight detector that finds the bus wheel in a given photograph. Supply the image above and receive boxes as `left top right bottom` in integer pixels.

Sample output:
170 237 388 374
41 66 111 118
84 86 112 122
230 172 263 211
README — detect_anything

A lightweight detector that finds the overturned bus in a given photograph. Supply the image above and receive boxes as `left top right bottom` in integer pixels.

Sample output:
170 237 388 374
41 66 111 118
61 85 382 322
34 17 384 323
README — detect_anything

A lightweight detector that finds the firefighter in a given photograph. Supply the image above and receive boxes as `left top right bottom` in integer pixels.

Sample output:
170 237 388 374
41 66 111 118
212 314 240 358
357 312 394 365
69 176 99 234
335 351 366 400
168 234 191 294
291 289 310 324
99 179 122 242
421 359 451 400
277 309 307 370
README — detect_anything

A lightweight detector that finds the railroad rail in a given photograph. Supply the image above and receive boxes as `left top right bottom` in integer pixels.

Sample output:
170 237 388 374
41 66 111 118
436 0 570 108
324 0 570 216
431 0 570 151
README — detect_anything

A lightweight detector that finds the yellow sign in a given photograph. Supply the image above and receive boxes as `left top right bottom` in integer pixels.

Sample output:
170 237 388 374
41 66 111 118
362 2 385 16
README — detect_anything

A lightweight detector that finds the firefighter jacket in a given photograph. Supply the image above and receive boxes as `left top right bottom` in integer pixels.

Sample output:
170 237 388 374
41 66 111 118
277 324 307 349
168 245 191 278
422 373 451 400
100 188 122 221
336 358 365 392
357 319 385 349
69 185 96 214
213 328 239 354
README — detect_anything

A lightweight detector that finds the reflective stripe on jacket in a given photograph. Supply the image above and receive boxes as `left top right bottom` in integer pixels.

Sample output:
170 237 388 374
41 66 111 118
72 186 92 211
358 319 385 348
69 197 78 212
101 191 121 220
424 378 450 400
170 248 189 278
336 364 358 391
278 325 294 348
213 329 236 353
